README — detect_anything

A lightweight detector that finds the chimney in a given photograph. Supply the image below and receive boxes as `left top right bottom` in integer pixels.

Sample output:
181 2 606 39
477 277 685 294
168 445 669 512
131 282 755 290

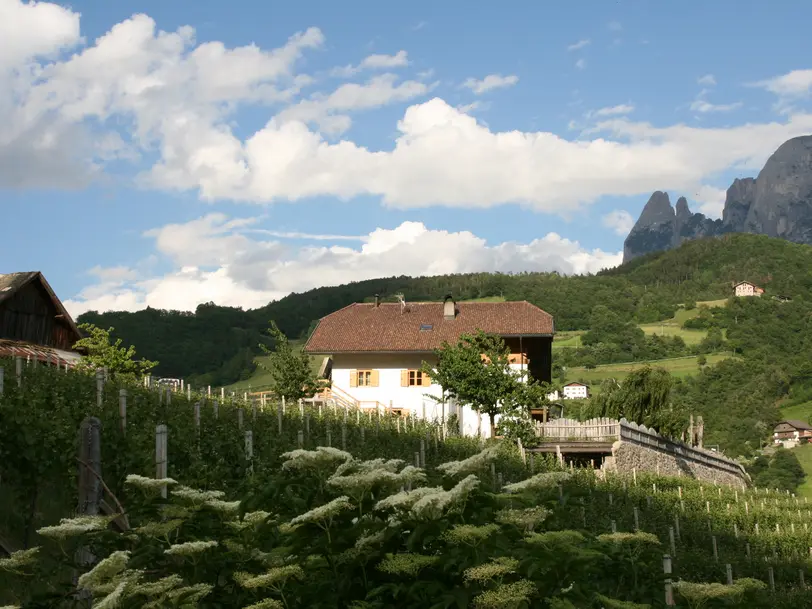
443 294 456 320
374 294 380 307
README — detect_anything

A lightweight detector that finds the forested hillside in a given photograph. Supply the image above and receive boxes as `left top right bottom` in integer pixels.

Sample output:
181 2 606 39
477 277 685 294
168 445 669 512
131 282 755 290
77 233 812 389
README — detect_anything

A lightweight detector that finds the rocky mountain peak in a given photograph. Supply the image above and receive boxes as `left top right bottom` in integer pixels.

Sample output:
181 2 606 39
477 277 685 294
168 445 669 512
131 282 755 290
622 134 812 263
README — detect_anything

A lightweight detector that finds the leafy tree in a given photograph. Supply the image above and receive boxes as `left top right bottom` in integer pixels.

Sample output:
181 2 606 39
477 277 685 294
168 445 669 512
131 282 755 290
422 330 519 438
72 324 157 380
258 321 319 401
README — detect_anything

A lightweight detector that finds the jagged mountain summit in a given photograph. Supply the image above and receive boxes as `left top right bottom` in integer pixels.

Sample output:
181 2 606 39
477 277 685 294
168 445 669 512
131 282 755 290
623 135 812 262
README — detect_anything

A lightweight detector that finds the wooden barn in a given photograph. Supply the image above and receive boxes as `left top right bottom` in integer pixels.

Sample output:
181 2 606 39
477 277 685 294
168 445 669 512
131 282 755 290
0 271 85 367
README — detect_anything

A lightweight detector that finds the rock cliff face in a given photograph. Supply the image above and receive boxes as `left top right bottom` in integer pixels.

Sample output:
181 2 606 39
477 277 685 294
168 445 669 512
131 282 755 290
623 135 812 262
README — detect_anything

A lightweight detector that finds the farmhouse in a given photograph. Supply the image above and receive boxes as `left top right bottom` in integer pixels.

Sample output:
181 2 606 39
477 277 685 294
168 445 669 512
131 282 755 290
0 271 84 367
733 281 764 297
773 420 812 447
303 295 554 436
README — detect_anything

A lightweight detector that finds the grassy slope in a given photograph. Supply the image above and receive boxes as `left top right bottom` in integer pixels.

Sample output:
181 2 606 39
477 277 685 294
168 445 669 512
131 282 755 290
792 444 812 499
566 353 733 385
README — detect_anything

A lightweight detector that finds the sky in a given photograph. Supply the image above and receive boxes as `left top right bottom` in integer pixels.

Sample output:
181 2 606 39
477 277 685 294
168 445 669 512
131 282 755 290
3 0 812 318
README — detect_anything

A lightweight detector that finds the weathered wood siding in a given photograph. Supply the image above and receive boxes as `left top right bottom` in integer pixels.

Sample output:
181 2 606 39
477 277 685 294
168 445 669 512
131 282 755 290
0 281 78 350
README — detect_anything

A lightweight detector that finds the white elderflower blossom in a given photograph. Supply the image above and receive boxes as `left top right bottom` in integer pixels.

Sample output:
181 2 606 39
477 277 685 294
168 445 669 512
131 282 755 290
463 557 520 583
171 486 226 503
166 583 213 602
473 579 536 608
441 524 499 545
234 565 304 589
0 605 21 609
377 553 439 576
164 540 219 556
228 510 273 531
128 574 183 597
93 581 127 609
0 547 39 572
375 486 444 511
77 551 130 592
437 447 498 478
410 474 480 520
289 496 353 526
125 474 178 491
243 600 285 609
37 515 112 539
596 532 661 546
502 471 571 493
205 499 242 514
281 446 353 471
136 519 184 538
355 529 387 552
495 506 550 533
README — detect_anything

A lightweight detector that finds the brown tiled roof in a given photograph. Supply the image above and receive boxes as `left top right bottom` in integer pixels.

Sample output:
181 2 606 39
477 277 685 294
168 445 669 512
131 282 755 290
0 339 82 366
303 301 554 354
779 420 812 431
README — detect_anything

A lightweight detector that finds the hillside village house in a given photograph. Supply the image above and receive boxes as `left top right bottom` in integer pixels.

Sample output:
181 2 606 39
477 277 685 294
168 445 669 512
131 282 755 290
546 381 591 401
733 281 764 297
303 295 554 438
773 420 812 447
0 272 85 367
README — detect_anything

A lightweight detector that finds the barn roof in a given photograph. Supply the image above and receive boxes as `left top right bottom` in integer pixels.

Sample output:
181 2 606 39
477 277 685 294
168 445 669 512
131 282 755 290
303 300 554 354
777 420 812 431
0 271 82 342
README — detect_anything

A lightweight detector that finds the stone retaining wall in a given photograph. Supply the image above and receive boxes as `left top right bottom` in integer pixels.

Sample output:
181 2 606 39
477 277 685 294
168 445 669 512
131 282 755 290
604 440 749 488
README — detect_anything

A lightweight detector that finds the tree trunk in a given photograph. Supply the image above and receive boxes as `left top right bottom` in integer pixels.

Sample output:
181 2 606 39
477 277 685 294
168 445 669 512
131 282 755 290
489 413 496 439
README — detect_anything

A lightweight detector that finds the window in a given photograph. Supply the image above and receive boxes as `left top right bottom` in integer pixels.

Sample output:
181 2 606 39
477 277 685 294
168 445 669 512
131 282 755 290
420 323 433 331
401 369 428 387
349 369 378 387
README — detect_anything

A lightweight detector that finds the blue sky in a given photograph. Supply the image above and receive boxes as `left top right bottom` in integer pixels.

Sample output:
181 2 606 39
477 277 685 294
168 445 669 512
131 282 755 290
2 0 812 316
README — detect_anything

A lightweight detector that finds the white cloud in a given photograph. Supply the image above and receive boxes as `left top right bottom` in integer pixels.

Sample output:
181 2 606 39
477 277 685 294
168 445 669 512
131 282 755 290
692 185 727 219
753 69 812 97
462 74 519 94
274 73 432 134
601 210 636 236
332 50 409 77
575 58 586 70
592 104 634 117
690 89 742 113
697 74 716 86
5 5 812 216
63 215 623 316
567 39 590 52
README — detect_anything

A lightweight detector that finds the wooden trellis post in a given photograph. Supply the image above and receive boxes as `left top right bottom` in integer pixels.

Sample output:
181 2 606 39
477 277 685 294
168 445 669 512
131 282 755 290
118 389 127 435
95 369 104 408
245 431 253 475
76 416 103 601
663 555 674 606
155 425 168 498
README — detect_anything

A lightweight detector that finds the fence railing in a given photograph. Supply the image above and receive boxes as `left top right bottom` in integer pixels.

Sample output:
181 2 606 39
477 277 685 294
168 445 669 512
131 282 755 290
535 416 747 479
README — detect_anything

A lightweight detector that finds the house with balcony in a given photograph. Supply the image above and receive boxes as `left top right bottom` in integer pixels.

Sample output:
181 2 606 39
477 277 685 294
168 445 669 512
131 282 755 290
773 420 812 447
733 281 764 297
303 294 554 437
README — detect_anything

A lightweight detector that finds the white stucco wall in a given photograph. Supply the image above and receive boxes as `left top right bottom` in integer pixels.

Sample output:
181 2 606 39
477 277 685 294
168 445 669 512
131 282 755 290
563 384 589 399
735 283 755 297
331 353 529 439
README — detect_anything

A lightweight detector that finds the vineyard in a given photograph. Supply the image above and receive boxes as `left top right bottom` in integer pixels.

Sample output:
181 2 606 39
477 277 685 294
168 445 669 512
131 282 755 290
1 358 812 607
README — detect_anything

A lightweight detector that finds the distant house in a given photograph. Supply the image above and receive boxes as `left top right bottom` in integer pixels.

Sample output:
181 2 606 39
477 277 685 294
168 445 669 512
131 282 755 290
733 281 764 297
0 271 84 367
562 382 590 399
773 420 812 446
303 294 554 437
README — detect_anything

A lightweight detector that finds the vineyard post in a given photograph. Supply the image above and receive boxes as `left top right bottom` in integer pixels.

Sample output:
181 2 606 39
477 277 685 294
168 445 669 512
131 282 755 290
76 416 103 601
299 399 304 419
194 402 201 433
213 399 219 419
611 520 617 533
187 385 191 400
609 493 613 506
166 386 171 405
712 536 718 561
745 543 751 559
297 430 304 448
0 365 4 395
668 527 676 555
414 452 420 468
633 468 637 486
663 555 674 606
420 439 426 468
800 570 806 588
326 429 332 447
305 412 311 440
155 424 168 498
733 523 739 538
207 385 211 398
725 564 733 585
768 567 775 592
245 431 253 475
755 523 759 535
633 507 640 531
220 387 225 401
95 369 104 408
237 408 244 430
118 389 127 435
16 356 22 387
282 395 286 414
277 402 283 434
674 515 681 540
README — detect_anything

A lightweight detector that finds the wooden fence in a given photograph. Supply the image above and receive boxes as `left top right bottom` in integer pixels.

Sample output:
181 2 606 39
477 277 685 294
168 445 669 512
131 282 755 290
534 417 620 441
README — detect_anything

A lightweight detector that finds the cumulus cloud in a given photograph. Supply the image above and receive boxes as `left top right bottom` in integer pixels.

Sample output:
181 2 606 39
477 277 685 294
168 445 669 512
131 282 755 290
692 185 727 218
63 214 622 316
567 39 590 52
331 50 409 77
690 89 742 113
697 74 716 86
751 69 812 114
601 210 636 236
4 1 812 215
462 74 519 94
592 104 634 117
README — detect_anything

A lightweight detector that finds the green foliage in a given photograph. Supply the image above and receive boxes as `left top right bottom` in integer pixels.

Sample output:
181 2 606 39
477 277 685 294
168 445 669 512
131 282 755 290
73 323 157 380
748 449 807 494
423 331 519 438
258 321 319 401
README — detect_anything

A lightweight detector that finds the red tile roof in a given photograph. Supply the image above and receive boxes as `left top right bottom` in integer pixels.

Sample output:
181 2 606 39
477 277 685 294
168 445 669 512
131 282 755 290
303 300 554 354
